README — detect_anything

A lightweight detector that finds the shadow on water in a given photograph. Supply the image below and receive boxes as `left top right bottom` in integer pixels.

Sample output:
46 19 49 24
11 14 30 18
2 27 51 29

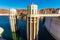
38 19 55 40
18 19 27 40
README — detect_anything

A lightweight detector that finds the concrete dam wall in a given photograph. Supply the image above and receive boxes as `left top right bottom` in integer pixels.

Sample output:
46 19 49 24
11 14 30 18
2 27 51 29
45 17 60 40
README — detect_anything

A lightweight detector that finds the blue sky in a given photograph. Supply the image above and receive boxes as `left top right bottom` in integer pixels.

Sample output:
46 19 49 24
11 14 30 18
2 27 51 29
0 0 60 10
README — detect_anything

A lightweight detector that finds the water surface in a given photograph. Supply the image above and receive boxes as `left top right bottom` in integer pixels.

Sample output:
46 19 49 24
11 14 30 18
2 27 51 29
0 16 55 40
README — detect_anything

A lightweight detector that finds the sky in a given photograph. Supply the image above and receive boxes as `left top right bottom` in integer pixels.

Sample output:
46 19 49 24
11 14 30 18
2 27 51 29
0 0 60 10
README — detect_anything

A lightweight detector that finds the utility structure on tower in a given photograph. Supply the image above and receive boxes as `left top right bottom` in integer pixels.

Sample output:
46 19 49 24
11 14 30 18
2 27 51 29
10 9 19 40
27 3 39 40
10 8 17 33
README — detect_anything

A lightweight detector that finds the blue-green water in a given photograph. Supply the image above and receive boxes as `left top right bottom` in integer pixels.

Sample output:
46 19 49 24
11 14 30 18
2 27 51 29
0 16 26 40
0 16 55 40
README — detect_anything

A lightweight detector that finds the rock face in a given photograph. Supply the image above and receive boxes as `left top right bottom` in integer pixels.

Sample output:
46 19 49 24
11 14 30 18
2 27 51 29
0 8 57 15
17 9 27 15
0 9 9 14
39 8 56 14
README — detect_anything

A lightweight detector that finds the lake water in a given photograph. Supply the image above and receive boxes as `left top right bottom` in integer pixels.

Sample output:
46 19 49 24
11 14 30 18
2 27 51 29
0 16 55 40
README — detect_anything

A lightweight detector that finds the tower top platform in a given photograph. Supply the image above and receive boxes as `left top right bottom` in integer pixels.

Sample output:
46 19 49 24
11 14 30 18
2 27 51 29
10 8 17 15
